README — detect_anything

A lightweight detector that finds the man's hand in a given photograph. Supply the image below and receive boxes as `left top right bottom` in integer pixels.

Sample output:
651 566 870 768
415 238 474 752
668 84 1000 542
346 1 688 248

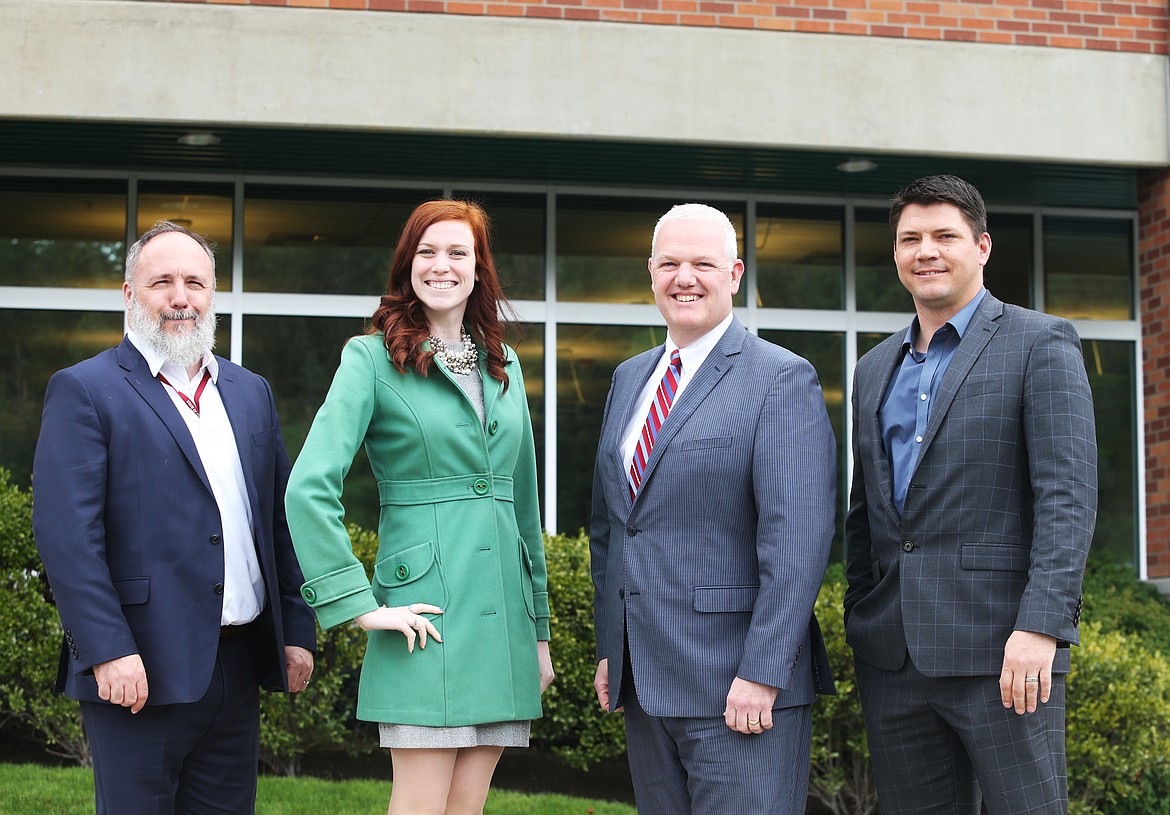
724 677 778 734
594 659 623 711
94 654 149 714
999 630 1057 715
285 646 314 693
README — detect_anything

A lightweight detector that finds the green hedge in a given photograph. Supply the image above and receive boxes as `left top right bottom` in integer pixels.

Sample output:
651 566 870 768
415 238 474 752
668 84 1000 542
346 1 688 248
4 467 1170 811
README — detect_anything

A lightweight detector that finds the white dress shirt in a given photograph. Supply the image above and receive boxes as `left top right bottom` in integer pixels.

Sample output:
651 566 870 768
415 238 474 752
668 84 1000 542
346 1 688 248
126 331 265 626
620 311 735 475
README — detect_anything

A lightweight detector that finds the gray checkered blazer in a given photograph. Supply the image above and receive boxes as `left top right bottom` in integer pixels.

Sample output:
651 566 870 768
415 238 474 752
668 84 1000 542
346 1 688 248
844 292 1097 677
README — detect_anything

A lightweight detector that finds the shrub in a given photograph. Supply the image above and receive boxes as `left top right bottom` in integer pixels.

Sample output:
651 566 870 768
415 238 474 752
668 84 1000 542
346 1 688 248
0 470 89 764
531 530 627 770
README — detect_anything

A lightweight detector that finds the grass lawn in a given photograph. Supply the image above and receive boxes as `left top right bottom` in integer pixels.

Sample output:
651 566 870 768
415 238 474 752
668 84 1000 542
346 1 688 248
0 763 636 815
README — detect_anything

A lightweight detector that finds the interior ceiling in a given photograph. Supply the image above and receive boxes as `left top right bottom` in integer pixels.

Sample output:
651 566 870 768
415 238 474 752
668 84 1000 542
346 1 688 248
0 118 1141 210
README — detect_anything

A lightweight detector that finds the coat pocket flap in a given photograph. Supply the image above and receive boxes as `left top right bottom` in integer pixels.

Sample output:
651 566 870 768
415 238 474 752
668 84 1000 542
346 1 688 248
693 585 759 612
960 542 1030 572
113 577 150 606
374 541 437 588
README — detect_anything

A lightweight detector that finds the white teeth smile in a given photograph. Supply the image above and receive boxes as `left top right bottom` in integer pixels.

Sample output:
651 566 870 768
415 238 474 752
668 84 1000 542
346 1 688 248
675 294 700 302
428 281 456 289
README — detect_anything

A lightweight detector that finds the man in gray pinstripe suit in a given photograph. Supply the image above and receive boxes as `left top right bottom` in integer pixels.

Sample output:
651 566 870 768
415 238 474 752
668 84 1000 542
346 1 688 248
590 203 837 814
845 175 1097 814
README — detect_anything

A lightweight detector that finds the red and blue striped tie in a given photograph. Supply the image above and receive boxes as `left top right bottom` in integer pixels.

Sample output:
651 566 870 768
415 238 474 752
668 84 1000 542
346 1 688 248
629 349 682 501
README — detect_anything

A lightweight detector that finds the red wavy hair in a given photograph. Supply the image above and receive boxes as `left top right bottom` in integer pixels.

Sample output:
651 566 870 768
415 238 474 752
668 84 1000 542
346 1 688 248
369 200 513 390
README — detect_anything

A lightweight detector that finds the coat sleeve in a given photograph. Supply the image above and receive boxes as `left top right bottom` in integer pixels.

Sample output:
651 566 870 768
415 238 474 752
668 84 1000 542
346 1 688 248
507 357 551 640
33 367 138 674
285 339 382 630
737 355 837 689
843 370 875 620
588 371 619 663
1015 319 1097 644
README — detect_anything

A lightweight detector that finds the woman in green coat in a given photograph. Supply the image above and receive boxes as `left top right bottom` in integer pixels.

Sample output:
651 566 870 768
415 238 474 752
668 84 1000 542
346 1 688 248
286 200 553 815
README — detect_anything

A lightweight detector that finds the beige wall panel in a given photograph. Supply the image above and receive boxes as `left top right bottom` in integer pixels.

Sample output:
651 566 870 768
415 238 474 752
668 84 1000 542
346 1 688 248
3 0 1167 165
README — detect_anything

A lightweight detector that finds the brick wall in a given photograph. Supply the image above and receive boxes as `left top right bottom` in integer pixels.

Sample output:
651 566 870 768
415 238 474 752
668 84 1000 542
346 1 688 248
145 0 1167 54
1141 168 1170 578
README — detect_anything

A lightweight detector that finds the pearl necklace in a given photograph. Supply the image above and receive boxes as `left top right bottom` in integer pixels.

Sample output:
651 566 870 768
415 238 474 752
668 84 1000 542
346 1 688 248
429 328 479 375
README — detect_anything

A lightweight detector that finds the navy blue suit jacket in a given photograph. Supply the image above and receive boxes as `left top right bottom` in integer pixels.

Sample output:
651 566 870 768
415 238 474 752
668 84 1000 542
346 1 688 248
33 337 316 705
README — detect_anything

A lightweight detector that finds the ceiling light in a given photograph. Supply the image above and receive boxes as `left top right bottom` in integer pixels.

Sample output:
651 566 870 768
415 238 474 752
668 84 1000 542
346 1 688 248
177 132 221 147
836 158 878 173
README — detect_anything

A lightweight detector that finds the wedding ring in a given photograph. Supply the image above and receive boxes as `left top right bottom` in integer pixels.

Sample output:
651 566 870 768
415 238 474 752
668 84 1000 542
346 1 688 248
1024 677 1039 683
302 679 310 686
747 718 760 726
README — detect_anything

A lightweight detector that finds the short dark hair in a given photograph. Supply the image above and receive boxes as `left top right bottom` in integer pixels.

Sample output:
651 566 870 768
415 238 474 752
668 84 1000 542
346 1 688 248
124 221 217 286
889 175 988 238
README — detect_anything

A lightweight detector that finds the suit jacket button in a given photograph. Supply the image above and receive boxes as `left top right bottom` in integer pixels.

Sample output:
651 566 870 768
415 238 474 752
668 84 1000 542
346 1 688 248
626 526 638 537
210 534 221 545
902 541 915 552
214 583 224 595
619 588 625 599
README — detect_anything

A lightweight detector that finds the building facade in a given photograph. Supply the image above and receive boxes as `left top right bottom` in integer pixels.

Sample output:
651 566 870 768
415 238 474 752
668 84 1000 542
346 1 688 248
2 0 1167 576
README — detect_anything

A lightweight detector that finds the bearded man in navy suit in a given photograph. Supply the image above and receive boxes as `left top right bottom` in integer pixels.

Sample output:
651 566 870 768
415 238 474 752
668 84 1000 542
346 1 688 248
33 222 317 815
590 203 837 814
845 175 1097 814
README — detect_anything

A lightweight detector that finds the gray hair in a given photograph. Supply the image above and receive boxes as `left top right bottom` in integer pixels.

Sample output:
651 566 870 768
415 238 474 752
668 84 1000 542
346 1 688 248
651 203 739 263
124 221 217 286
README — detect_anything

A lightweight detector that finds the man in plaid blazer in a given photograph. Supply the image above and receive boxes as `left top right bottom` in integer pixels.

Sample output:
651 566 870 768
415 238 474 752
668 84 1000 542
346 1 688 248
844 175 1097 814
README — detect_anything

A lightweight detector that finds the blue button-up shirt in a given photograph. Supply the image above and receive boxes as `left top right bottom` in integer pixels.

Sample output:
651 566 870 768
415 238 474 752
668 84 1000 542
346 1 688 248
880 288 987 516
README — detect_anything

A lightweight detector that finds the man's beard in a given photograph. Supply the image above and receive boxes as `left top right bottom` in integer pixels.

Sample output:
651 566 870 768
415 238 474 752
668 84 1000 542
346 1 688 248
127 292 217 369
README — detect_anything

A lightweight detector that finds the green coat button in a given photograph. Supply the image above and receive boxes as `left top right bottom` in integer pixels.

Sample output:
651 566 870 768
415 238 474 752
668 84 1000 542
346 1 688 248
302 587 316 603
488 420 499 435
395 563 410 580
473 479 489 495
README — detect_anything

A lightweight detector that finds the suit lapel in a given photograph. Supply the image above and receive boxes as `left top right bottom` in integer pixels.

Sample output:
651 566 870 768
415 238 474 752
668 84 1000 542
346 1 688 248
216 361 262 526
611 349 661 513
117 339 214 496
912 293 1003 473
862 334 904 513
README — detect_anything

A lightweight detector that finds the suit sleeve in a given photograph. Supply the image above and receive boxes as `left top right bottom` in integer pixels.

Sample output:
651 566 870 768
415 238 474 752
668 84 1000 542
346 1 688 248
33 368 137 674
508 357 551 640
1016 319 1097 644
261 375 318 652
285 339 382 630
739 356 837 689
843 370 875 619
589 372 619 662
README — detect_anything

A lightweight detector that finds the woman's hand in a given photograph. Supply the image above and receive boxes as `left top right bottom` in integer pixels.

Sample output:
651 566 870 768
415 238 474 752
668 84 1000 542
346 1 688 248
355 603 443 653
537 640 555 693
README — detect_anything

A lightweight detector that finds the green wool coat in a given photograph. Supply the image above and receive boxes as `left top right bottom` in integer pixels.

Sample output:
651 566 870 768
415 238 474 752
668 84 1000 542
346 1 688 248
286 333 549 726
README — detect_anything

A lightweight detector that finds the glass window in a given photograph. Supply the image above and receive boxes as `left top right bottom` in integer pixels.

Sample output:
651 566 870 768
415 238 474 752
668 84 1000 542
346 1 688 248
985 213 1032 309
242 315 375 529
756 206 844 310
0 309 124 488
855 208 912 313
1083 339 1137 565
0 179 126 288
506 322 546 513
138 183 235 285
1044 217 1133 320
556 196 745 306
242 186 435 295
453 191 546 301
759 330 846 559
556 323 667 533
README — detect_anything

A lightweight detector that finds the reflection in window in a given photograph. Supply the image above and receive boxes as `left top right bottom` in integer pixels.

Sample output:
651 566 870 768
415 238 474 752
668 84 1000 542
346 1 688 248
856 208 912 313
556 324 666 533
760 330 846 558
0 309 124 488
138 184 235 283
984 213 1032 309
1083 339 1136 565
1045 217 1133 320
243 186 433 295
556 196 745 306
756 206 843 310
0 179 125 288
453 191 546 301
505 322 546 514
242 315 374 528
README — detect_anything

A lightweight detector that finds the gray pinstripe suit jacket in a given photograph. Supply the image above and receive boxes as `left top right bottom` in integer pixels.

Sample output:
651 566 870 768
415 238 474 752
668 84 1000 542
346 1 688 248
844 292 1097 677
590 318 837 717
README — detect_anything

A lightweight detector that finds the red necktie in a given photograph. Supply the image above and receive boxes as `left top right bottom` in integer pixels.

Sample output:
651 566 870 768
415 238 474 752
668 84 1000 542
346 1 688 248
628 350 682 501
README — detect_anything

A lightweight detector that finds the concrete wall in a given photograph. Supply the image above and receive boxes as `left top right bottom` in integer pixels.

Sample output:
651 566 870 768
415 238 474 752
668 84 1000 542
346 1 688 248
3 0 1168 165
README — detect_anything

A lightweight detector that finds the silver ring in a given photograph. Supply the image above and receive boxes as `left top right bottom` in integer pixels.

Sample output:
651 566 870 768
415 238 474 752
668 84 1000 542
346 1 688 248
408 603 418 614
1025 677 1040 683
